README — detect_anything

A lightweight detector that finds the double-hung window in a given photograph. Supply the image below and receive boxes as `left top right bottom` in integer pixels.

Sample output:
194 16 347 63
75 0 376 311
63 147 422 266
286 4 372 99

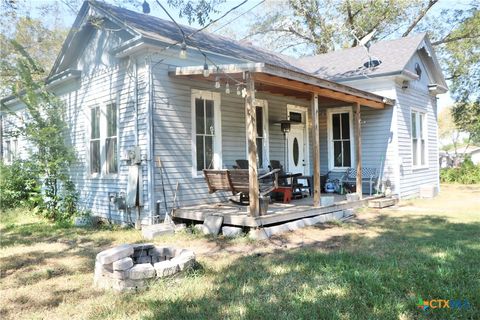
327 108 354 170
250 100 269 168
192 90 221 176
411 110 427 167
106 103 118 174
89 102 118 175
90 106 101 174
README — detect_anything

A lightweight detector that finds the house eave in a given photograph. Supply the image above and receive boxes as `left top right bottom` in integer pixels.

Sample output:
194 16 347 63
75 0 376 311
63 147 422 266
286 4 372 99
169 63 395 108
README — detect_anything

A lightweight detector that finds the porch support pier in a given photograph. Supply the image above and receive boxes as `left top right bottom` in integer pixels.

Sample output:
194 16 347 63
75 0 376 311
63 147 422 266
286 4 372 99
311 94 321 207
354 102 363 198
245 71 260 216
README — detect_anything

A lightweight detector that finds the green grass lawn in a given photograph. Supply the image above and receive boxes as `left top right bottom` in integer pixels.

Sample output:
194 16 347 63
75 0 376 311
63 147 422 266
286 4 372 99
1 184 479 319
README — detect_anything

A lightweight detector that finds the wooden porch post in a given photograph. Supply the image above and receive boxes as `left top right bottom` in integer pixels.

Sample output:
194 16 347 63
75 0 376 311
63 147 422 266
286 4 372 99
311 94 321 207
354 102 363 198
245 72 259 216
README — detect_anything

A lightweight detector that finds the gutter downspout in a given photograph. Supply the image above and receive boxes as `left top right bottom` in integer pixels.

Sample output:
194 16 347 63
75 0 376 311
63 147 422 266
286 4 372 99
133 58 141 229
146 55 156 225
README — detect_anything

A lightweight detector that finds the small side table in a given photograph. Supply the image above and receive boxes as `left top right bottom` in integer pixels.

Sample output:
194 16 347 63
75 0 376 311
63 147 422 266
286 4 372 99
272 187 292 203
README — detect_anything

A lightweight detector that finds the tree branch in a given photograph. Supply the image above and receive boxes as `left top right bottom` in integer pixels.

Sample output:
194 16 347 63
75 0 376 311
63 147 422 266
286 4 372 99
402 0 438 37
432 33 480 46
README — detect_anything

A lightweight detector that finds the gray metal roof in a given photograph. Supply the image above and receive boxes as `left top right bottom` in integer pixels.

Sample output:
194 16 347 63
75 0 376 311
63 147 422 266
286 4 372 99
295 34 427 81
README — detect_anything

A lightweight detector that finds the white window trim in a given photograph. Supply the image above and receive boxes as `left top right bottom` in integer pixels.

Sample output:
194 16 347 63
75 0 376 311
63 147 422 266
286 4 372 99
85 99 119 178
411 107 429 170
287 104 310 174
327 106 355 171
244 99 269 169
191 89 222 177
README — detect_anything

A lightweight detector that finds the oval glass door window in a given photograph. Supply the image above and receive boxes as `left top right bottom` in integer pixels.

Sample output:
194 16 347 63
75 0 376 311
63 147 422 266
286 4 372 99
293 137 299 166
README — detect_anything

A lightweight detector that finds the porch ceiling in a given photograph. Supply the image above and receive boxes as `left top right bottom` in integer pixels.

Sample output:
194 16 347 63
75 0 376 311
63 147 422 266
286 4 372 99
168 63 395 109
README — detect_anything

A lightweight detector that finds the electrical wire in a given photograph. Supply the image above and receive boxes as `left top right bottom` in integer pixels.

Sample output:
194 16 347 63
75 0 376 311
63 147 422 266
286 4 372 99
212 0 265 33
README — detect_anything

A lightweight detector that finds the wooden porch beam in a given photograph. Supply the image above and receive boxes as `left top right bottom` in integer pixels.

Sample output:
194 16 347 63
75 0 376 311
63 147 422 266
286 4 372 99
354 102 363 198
252 73 385 109
245 72 260 216
311 94 321 207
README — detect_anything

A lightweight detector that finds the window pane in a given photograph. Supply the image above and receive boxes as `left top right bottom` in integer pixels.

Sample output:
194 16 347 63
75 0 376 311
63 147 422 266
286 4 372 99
412 139 418 166
205 136 213 169
195 98 205 134
421 139 426 165
196 136 204 170
256 106 263 137
205 100 214 135
343 141 351 167
256 137 263 167
289 112 302 123
419 114 424 139
293 137 299 166
91 107 100 139
106 137 117 174
411 112 417 138
334 141 342 167
90 140 100 173
107 103 117 137
332 114 340 140
341 113 350 139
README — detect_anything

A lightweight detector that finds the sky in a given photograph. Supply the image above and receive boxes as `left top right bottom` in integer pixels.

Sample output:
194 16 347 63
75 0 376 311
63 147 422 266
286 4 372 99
23 0 470 111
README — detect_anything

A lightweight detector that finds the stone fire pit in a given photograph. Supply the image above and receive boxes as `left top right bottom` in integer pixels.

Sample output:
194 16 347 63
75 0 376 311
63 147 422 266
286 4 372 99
94 243 196 292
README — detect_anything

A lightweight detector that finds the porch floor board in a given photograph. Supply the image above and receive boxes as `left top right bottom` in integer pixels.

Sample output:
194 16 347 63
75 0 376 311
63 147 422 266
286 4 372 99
172 194 384 228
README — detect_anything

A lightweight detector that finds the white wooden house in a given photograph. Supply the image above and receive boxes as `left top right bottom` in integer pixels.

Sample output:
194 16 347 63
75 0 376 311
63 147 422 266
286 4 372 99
1 1 447 226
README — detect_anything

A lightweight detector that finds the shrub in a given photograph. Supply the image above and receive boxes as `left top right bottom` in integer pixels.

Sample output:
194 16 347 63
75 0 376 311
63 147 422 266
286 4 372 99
440 157 480 184
0 160 42 210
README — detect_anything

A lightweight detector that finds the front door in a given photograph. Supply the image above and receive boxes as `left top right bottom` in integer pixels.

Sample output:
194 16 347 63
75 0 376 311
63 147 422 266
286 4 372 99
286 106 308 175
287 126 306 174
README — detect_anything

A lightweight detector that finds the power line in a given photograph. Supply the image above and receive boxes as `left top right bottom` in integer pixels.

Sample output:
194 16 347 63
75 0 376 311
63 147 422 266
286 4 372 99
212 0 265 33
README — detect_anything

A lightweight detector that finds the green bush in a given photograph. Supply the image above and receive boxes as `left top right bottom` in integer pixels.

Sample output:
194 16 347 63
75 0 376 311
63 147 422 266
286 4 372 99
0 160 42 210
440 157 480 184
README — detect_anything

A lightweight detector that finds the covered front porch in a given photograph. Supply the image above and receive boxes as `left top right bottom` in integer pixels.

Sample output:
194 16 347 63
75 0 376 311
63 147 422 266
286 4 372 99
169 62 394 223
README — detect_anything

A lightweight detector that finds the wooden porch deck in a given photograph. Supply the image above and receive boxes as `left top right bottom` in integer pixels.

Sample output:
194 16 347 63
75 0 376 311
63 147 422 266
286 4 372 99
172 194 384 228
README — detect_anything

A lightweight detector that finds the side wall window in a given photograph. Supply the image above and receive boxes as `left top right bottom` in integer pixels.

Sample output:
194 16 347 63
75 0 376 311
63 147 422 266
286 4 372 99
411 110 427 167
89 102 118 176
106 103 118 174
90 106 101 174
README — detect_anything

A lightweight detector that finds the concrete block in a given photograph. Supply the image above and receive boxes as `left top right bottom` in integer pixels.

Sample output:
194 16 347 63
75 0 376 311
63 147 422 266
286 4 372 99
266 224 289 236
343 209 355 218
96 244 134 265
171 255 195 271
112 257 133 271
128 263 156 280
333 211 344 219
420 184 438 198
194 224 209 234
248 228 270 240
134 256 152 264
174 223 187 233
222 226 243 237
142 224 175 240
203 215 224 235
151 255 166 264
132 243 155 251
112 279 146 292
302 217 316 226
112 270 129 280
286 220 305 231
178 249 195 259
154 260 180 277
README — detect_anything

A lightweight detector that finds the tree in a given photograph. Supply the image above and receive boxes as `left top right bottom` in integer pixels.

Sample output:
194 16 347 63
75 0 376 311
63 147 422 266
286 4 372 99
451 101 480 147
438 107 463 153
242 0 479 103
1 40 77 221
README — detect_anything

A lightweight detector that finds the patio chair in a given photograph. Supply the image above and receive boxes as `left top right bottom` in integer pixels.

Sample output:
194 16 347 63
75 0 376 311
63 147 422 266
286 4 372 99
233 159 249 169
340 167 379 195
